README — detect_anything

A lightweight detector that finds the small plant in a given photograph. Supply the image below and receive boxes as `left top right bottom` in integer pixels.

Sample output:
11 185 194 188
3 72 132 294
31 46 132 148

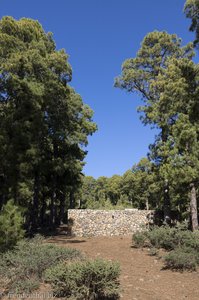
0 235 82 293
149 247 158 256
132 231 148 248
45 258 121 299
11 279 41 293
0 200 25 252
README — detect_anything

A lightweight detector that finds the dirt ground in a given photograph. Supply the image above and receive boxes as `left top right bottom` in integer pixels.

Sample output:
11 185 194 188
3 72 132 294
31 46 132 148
49 235 199 300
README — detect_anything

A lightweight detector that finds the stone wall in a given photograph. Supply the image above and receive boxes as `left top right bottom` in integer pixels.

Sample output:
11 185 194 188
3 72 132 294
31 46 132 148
68 209 151 237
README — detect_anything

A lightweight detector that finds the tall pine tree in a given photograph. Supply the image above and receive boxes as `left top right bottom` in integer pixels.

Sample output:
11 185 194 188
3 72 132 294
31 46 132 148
0 17 97 232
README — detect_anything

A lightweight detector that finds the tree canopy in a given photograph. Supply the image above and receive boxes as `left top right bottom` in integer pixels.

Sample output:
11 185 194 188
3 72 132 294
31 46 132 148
185 0 199 48
114 2 199 230
0 17 97 232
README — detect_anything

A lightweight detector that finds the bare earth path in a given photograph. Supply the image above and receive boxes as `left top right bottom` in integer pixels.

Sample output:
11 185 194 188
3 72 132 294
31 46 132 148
49 235 199 300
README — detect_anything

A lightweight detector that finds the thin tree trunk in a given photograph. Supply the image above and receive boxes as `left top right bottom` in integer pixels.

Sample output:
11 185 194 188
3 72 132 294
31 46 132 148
69 190 75 209
50 175 57 228
50 141 58 228
50 190 56 228
31 172 40 232
190 183 198 231
40 194 47 228
161 127 171 224
54 202 59 226
0 174 5 210
163 179 171 225
59 193 65 224
146 198 149 211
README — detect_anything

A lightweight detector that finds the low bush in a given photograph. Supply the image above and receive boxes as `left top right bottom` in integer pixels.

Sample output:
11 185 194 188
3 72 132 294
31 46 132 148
0 235 82 293
45 258 121 299
132 231 149 248
133 226 199 251
9 279 41 293
132 226 199 271
164 247 198 271
147 226 176 250
148 226 199 251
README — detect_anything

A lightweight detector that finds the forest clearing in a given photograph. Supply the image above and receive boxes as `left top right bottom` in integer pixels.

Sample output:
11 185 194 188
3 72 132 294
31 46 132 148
47 235 199 300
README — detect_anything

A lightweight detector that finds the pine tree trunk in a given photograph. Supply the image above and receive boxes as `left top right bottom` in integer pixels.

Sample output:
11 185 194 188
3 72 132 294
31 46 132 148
54 203 59 226
31 172 40 232
162 126 171 224
69 190 75 209
50 190 56 228
59 193 65 224
190 183 198 231
0 174 5 210
146 198 149 210
40 195 47 228
50 141 58 228
163 179 171 225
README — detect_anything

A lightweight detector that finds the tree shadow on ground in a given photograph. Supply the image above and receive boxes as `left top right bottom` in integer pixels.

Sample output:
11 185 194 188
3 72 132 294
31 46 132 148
47 236 87 245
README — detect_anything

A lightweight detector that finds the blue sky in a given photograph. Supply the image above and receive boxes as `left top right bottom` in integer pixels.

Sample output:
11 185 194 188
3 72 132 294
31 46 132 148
0 0 194 178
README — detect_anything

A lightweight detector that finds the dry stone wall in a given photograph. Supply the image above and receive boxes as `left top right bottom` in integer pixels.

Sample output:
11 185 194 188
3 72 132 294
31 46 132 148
68 209 151 237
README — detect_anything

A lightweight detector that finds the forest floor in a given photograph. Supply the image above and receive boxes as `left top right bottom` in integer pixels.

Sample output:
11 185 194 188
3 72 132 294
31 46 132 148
48 235 199 300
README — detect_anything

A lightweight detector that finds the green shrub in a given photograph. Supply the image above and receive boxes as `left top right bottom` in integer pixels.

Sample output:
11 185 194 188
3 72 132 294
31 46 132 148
161 227 198 250
132 231 149 248
0 235 82 293
132 226 199 271
174 230 199 250
140 226 199 251
164 247 198 271
147 226 176 250
149 247 158 256
0 200 25 252
11 279 41 293
45 258 121 299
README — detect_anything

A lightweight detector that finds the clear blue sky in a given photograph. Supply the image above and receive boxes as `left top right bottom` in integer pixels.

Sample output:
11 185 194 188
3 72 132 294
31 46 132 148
0 0 194 178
